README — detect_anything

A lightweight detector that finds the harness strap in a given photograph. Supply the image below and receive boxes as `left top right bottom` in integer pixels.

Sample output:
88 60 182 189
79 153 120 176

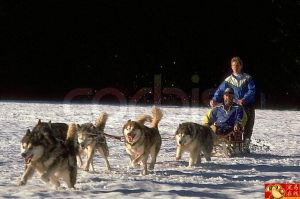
103 133 123 141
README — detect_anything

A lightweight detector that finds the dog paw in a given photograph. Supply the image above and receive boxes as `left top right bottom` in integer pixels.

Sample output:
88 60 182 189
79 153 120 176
41 174 50 183
84 167 90 172
140 170 148 176
17 180 26 186
149 164 155 170
205 157 211 161
55 186 65 191
50 180 60 188
130 162 140 168
132 159 138 165
135 164 141 168
129 162 134 168
187 164 195 168
68 187 76 191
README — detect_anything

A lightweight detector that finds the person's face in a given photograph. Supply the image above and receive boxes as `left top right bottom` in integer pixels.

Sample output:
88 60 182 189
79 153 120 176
223 93 233 106
231 61 242 74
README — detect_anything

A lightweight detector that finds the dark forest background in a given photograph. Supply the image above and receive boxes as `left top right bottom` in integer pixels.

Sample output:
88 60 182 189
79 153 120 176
0 1 299 109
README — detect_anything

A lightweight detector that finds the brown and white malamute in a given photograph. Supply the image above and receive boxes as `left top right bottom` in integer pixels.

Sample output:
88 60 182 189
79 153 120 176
123 106 163 175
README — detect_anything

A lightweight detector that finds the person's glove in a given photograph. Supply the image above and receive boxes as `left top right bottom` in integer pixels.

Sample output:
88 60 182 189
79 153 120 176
210 100 218 108
237 99 245 106
234 124 241 132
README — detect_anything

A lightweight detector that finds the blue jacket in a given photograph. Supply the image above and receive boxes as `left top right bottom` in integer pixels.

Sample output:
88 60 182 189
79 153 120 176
212 73 256 106
208 103 244 130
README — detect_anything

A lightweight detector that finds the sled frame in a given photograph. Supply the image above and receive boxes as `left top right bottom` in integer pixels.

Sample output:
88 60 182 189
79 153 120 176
212 130 244 157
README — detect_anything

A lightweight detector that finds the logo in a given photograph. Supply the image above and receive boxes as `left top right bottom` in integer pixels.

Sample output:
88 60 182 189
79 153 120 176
265 183 300 199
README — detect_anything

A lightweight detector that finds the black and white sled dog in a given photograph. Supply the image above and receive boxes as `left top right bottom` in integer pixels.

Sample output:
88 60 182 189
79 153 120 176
122 106 163 175
18 120 78 189
175 122 213 167
76 112 111 172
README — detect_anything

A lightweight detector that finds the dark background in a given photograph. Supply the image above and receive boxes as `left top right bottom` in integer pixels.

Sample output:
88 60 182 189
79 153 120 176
0 1 299 109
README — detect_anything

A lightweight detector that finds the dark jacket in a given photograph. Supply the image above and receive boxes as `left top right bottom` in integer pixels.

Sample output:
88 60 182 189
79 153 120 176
208 103 244 132
212 73 256 107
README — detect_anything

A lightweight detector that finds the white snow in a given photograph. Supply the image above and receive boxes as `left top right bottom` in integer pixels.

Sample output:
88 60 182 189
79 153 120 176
0 102 299 198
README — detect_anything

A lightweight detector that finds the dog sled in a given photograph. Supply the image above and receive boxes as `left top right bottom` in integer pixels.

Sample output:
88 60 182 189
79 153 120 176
202 107 248 158
212 129 244 157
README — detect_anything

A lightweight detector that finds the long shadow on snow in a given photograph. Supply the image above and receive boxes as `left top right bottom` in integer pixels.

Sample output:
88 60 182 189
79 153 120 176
157 153 299 182
238 153 300 160
154 168 291 182
78 187 235 198
162 152 300 173
132 179 261 198
202 162 300 173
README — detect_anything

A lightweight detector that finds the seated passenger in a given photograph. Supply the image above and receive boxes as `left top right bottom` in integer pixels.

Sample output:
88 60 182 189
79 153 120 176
202 88 247 135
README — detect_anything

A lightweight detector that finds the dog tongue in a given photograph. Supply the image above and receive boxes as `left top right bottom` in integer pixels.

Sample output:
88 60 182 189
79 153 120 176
128 136 134 142
25 156 32 164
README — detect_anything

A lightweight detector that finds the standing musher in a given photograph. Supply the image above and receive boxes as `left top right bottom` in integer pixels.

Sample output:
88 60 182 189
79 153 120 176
210 57 256 153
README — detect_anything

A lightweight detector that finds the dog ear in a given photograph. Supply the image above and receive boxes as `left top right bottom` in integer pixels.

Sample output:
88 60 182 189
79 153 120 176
26 129 31 134
38 119 41 125
90 125 95 130
77 124 81 128
178 124 183 129
187 125 194 135
187 125 191 132
175 124 182 135
48 120 52 128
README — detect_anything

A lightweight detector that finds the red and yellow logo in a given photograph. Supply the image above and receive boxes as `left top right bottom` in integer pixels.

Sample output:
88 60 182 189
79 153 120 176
265 184 300 199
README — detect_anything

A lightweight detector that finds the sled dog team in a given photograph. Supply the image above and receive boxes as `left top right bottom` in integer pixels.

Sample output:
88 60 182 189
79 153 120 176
18 106 214 189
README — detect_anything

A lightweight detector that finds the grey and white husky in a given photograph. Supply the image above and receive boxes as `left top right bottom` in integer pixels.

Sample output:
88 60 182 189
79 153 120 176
77 112 111 172
175 122 213 167
18 120 78 188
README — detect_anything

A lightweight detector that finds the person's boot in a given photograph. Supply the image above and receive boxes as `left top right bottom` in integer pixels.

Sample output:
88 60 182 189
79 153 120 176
243 138 251 154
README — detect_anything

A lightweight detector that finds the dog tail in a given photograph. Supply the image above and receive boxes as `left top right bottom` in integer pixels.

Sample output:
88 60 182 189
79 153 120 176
95 112 108 131
150 106 163 129
65 123 78 155
136 114 152 125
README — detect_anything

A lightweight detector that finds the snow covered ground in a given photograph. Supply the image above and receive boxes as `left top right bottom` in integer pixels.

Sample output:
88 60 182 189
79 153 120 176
0 102 299 198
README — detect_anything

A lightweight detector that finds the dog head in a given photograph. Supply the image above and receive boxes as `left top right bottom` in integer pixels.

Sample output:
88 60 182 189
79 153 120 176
20 120 59 164
123 120 143 144
20 129 46 164
175 123 193 146
77 123 97 148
